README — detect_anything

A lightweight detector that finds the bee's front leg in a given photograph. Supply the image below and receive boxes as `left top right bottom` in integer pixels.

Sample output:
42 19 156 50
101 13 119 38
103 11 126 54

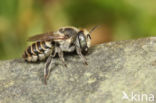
76 47 88 65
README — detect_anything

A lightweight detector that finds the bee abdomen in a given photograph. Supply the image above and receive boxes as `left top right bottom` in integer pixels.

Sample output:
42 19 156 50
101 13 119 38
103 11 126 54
23 41 53 62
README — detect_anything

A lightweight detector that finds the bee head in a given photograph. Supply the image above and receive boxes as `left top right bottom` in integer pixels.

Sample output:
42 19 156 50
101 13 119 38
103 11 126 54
76 25 99 54
76 31 88 54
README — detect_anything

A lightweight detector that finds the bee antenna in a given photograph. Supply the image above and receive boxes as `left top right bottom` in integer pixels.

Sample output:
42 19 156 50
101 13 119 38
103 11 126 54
89 25 100 34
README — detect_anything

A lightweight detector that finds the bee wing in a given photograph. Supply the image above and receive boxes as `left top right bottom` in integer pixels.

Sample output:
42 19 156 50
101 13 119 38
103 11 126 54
27 32 68 42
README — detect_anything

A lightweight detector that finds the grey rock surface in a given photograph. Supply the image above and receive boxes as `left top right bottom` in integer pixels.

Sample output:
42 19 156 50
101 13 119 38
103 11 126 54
0 37 156 103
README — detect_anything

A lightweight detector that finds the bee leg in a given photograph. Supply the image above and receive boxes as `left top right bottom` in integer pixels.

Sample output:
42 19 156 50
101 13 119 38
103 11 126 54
44 51 56 85
57 48 67 67
76 47 88 65
44 55 53 85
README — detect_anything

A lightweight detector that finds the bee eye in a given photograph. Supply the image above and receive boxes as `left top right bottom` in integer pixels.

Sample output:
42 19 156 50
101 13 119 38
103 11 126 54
87 34 91 39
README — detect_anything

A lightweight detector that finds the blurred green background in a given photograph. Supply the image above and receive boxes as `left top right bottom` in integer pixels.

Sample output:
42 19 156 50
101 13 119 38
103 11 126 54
0 0 156 60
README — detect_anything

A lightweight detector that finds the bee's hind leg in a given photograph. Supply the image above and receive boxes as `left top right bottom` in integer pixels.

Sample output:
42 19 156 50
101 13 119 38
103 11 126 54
44 55 52 85
76 47 88 65
44 51 56 85
57 47 67 67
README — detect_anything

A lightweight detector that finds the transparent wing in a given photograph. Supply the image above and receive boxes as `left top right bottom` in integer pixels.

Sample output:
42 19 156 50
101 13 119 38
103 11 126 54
27 32 67 42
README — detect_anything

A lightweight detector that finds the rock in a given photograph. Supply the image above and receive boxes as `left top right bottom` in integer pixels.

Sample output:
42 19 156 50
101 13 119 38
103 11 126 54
0 37 156 103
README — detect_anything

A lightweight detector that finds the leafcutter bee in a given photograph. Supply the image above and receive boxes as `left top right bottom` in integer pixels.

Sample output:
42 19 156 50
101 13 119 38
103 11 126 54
22 26 98 84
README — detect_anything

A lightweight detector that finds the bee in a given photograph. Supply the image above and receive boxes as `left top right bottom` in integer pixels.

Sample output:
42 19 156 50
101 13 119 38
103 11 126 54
22 26 98 84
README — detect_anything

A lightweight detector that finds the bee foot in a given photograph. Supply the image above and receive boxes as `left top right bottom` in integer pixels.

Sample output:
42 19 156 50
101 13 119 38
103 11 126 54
44 75 48 85
84 62 88 65
64 64 67 67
